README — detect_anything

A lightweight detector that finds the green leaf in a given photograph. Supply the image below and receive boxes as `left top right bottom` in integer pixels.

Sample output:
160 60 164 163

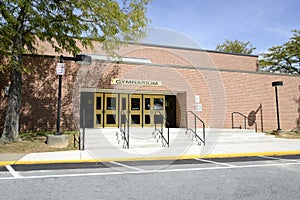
216 39 256 55
259 30 300 75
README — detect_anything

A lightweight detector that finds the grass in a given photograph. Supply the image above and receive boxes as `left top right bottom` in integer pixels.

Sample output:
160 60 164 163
0 131 79 154
265 130 300 139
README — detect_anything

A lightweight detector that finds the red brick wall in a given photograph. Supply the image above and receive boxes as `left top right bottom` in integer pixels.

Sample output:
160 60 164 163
0 56 80 133
0 44 299 134
89 60 300 131
221 72 299 131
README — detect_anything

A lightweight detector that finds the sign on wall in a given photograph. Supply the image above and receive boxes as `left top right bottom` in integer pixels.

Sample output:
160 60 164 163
193 95 202 112
111 79 162 86
193 103 202 112
195 95 200 104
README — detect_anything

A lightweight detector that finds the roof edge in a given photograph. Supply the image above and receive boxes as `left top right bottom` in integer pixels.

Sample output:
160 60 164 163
129 42 259 58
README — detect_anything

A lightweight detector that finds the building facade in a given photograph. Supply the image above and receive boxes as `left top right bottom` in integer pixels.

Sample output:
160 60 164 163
0 43 299 133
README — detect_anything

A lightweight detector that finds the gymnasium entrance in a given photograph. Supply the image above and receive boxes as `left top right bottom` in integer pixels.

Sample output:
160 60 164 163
90 93 177 128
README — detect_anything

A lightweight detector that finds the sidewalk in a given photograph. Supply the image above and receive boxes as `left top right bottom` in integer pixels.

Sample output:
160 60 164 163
1 133 300 166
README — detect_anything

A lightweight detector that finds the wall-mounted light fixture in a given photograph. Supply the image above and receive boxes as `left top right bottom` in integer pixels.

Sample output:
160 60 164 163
75 54 92 65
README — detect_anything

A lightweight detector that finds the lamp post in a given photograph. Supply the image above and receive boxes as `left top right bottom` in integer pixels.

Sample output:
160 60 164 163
272 81 283 131
55 54 92 135
55 55 64 135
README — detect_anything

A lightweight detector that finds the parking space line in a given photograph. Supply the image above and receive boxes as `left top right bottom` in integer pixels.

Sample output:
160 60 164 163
195 158 236 167
5 165 22 178
259 155 300 163
1 162 300 181
109 161 145 172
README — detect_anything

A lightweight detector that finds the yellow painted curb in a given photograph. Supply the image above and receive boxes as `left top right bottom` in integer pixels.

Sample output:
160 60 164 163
1 150 300 166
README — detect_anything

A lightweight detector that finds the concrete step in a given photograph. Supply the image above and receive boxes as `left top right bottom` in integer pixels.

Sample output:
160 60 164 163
83 128 282 149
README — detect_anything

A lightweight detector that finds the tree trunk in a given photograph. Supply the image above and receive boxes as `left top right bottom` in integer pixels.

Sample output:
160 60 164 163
1 40 23 143
1 69 22 142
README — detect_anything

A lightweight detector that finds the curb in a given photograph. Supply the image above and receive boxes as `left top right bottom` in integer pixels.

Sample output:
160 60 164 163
1 150 300 166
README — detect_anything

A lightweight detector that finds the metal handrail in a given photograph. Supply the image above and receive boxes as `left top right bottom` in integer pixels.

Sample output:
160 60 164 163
154 110 169 147
120 110 129 149
231 112 257 132
79 109 86 151
186 111 205 145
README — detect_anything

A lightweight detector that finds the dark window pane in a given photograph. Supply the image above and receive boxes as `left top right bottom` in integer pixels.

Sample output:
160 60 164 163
96 97 102 110
122 98 127 110
131 98 140 110
145 98 150 110
145 115 150 124
154 98 163 110
107 97 116 110
131 115 140 124
106 114 116 124
96 114 101 124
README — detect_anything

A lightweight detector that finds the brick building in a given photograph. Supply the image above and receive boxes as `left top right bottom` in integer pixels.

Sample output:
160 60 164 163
0 42 299 133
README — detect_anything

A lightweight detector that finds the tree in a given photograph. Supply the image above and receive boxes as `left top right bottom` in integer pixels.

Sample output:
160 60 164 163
259 30 300 75
0 0 150 143
216 39 256 55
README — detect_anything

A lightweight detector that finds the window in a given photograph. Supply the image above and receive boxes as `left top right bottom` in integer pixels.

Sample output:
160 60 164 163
107 97 116 110
96 114 101 124
96 97 102 110
154 98 163 110
131 98 140 110
121 97 127 110
145 98 150 110
106 114 116 124
145 115 150 124
131 115 140 124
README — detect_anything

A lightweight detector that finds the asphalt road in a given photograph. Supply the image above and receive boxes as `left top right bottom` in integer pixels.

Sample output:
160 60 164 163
0 155 300 200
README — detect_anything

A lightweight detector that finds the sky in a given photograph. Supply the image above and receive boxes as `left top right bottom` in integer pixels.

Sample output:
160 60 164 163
142 0 300 54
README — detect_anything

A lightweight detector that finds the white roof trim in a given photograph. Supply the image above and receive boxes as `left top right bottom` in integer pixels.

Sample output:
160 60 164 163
80 54 152 64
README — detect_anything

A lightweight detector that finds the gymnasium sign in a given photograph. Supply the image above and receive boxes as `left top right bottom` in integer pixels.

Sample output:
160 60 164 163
111 79 162 86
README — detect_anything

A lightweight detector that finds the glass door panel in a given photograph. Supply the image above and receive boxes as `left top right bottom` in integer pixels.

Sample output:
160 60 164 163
119 94 129 126
143 95 165 127
130 94 142 126
104 94 118 127
153 96 165 126
143 95 152 127
94 93 103 128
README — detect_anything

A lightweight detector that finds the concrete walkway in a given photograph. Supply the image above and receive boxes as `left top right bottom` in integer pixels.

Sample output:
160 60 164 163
1 128 300 165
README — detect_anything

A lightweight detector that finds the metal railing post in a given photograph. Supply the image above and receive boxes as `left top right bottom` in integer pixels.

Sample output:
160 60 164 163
82 109 85 151
231 111 258 132
186 111 206 146
203 123 206 145
120 110 130 149
194 117 196 136
167 128 169 147
154 110 170 147
186 112 188 131
231 113 234 129
260 104 263 132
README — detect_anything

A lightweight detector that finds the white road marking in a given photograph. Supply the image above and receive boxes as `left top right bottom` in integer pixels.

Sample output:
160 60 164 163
259 155 300 163
109 161 145 172
195 158 236 167
0 161 300 181
5 165 22 178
